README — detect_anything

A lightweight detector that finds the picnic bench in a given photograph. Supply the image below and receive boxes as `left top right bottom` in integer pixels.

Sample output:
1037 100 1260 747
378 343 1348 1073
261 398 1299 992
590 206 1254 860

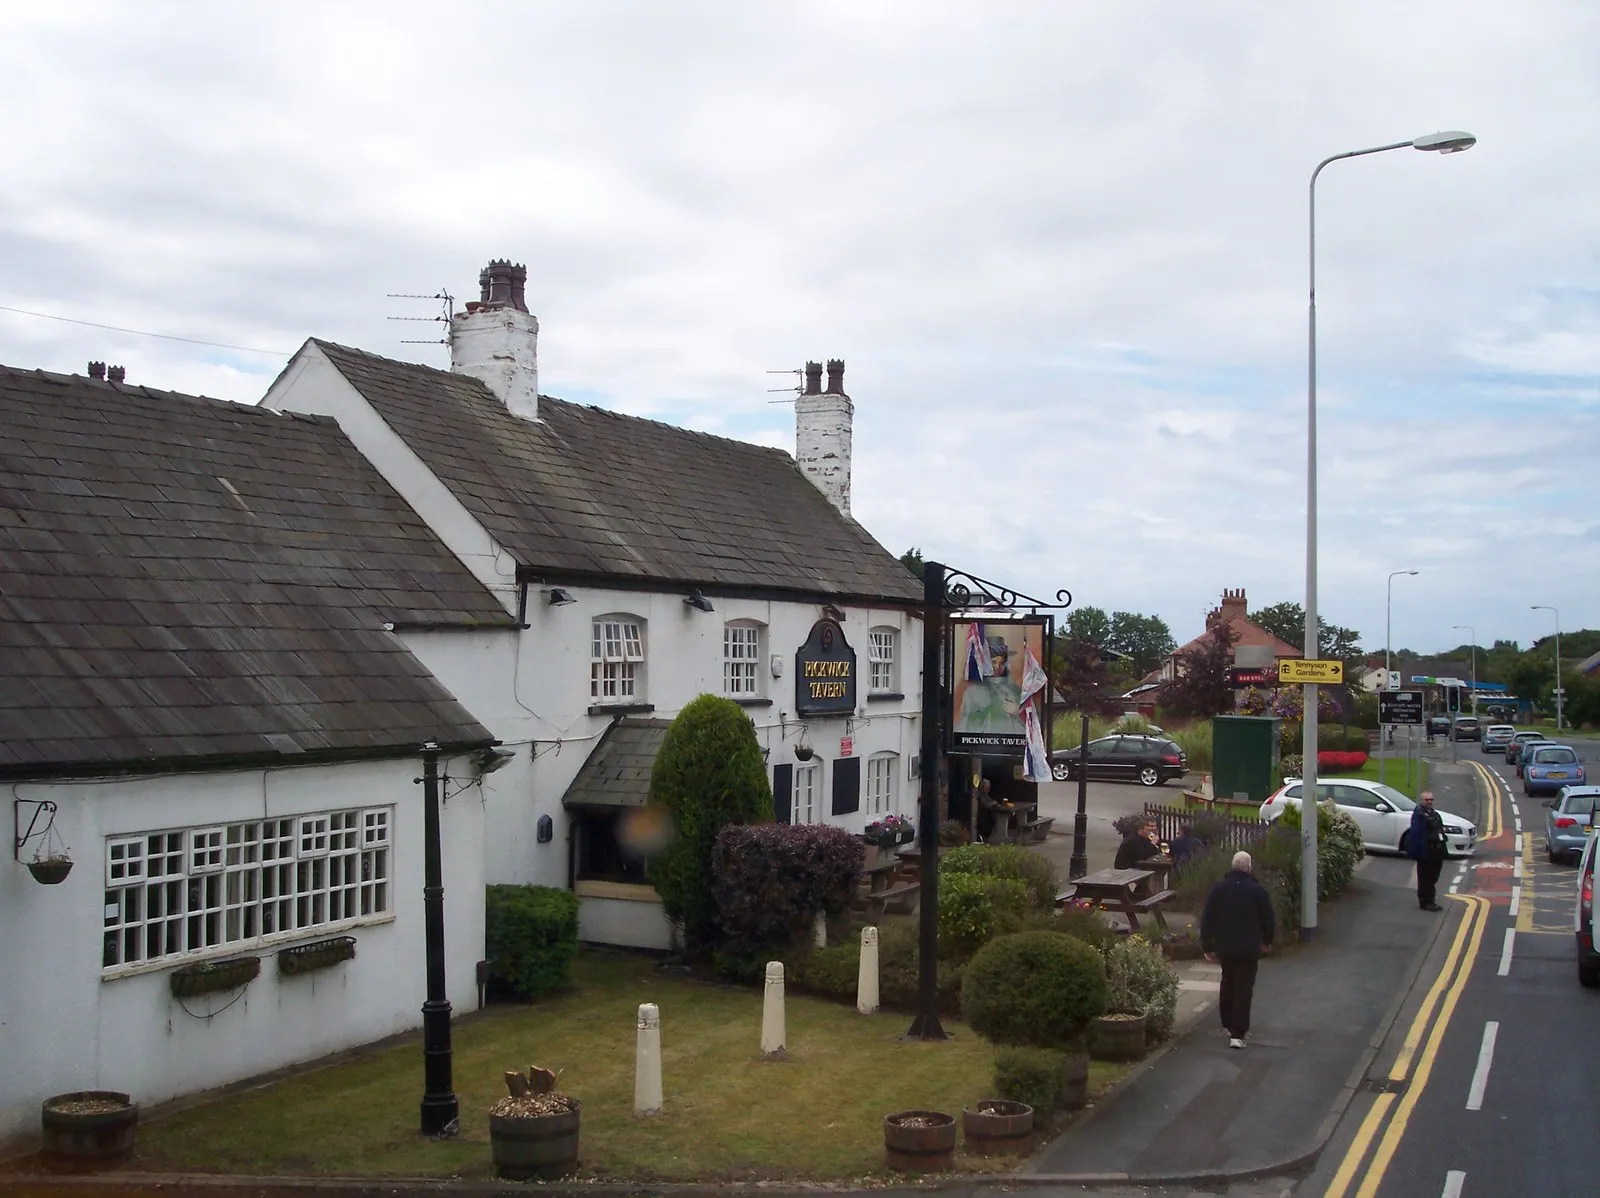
1062 866 1173 934
984 801 1037 844
855 852 920 923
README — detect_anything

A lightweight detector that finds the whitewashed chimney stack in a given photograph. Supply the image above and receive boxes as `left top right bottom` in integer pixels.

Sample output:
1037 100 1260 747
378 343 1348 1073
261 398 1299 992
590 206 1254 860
449 259 540 422
795 358 852 514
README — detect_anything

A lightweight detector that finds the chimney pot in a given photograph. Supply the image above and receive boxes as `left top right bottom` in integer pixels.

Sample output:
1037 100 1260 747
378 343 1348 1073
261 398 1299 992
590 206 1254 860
107 365 126 384
825 359 845 394
803 361 823 395
88 361 106 380
477 259 528 313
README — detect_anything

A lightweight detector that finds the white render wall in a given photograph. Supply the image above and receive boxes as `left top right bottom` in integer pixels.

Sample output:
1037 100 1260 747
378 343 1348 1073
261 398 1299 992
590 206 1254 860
795 390 853 514
0 756 484 1151
401 591 923 891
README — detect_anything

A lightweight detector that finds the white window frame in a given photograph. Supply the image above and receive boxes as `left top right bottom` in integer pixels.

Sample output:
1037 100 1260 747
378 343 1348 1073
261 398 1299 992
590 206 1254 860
869 626 899 694
792 762 821 825
591 614 646 703
723 621 765 697
101 806 393 976
866 752 899 817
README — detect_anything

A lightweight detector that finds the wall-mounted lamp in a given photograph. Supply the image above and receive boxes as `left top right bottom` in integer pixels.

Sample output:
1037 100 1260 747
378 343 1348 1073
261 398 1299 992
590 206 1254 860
821 604 846 623
473 747 516 776
685 589 715 613
546 588 577 607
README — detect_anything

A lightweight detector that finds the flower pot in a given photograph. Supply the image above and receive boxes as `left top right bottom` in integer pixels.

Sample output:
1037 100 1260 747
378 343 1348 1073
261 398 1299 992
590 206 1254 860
1090 1011 1148 1061
883 1109 956 1173
489 1105 581 1180
40 1091 138 1168
1059 1051 1090 1110
961 1100 1033 1156
28 858 73 885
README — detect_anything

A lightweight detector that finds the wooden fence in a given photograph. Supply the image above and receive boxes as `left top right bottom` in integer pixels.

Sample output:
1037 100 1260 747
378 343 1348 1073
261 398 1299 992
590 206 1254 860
1141 802 1268 853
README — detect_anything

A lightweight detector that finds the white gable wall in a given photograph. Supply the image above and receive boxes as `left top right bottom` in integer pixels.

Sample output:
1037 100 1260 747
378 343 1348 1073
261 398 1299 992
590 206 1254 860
0 756 484 1150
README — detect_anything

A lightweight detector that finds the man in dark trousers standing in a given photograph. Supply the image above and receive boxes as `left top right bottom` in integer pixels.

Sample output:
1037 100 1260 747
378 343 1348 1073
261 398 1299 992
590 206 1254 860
1201 850 1276 1049
1408 790 1448 911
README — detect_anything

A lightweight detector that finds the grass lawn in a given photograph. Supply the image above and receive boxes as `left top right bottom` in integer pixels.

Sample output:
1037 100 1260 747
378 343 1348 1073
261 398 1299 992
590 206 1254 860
129 951 1129 1182
1324 756 1430 799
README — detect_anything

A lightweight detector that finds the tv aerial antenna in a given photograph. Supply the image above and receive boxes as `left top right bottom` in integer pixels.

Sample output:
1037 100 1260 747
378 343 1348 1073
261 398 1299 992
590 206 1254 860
765 367 801 403
386 290 455 347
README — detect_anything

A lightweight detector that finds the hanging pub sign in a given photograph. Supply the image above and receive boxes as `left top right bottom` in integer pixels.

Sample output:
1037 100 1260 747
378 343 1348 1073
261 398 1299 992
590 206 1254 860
795 619 857 716
948 618 1051 762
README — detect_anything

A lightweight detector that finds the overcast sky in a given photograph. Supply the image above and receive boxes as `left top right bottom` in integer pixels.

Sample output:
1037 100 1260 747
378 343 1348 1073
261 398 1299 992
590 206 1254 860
3 2 1595 656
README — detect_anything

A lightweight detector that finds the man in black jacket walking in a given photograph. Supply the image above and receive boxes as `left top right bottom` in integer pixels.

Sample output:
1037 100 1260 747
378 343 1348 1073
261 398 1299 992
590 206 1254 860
1201 850 1276 1049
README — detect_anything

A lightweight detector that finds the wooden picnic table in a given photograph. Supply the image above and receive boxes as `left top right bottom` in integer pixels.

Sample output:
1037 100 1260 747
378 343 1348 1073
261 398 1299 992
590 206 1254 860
1065 866 1173 934
855 854 919 922
986 801 1037 844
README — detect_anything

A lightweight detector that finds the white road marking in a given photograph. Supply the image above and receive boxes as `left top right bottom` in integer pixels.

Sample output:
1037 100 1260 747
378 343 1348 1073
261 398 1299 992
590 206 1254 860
1442 1169 1467 1198
1466 1021 1499 1111
1498 928 1515 977
1515 833 1522 852
1514 857 1524 880
1509 886 1521 917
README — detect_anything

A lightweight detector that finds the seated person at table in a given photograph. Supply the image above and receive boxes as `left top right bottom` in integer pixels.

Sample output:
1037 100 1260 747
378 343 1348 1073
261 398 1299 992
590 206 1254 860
1169 823 1204 872
1114 819 1161 870
975 780 1004 841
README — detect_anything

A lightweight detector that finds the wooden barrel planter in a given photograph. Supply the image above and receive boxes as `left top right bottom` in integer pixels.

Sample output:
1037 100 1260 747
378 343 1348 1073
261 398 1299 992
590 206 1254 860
883 1109 956 1173
961 1100 1033 1156
40 1091 138 1168
1090 1011 1148 1061
1060 1051 1090 1111
489 1105 581 1180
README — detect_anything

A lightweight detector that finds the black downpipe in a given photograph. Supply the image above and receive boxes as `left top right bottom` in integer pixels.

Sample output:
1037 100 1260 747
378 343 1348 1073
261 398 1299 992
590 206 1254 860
418 744 460 1136
907 562 947 1039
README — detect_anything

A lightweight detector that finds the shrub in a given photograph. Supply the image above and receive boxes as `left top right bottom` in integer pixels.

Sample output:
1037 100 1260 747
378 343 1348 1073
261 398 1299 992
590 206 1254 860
1276 801 1364 900
712 823 862 980
962 931 1108 1049
1167 720 1213 773
993 1046 1074 1113
648 695 774 951
485 885 580 999
937 871 1031 960
939 820 970 846
941 843 1057 910
791 921 964 1010
1101 935 1180 1040
1280 754 1304 780
1318 749 1369 771
1043 904 1119 952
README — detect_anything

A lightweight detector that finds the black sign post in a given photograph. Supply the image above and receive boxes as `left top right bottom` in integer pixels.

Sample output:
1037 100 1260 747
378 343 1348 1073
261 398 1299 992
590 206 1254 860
1378 690 1423 726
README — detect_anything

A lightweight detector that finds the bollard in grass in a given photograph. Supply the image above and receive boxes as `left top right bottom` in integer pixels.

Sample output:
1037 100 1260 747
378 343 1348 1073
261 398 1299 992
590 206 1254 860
857 925 880 1015
634 1003 663 1118
761 961 788 1059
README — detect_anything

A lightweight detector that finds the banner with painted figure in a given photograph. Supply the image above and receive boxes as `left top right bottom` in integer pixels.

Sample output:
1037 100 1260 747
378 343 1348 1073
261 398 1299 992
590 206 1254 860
950 619 1049 757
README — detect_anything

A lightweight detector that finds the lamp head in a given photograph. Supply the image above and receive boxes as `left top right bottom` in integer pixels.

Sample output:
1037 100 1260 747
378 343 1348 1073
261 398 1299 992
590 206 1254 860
685 589 715 614
546 587 577 607
1411 130 1476 155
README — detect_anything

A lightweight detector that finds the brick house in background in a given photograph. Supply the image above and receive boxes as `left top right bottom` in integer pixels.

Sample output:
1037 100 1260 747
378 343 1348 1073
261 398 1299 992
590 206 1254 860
1123 589 1301 711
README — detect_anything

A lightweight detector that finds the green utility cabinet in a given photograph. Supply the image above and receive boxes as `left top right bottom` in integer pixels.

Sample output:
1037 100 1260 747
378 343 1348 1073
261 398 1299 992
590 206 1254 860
1212 715 1282 805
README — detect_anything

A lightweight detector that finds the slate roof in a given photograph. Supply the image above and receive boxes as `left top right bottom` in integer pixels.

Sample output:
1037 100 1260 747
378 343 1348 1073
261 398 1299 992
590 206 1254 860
308 341 922 605
0 365 508 776
560 718 673 808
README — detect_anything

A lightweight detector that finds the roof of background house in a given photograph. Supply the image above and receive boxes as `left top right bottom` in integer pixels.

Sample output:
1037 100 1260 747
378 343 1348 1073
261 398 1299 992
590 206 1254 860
308 341 922 605
0 365 505 777
560 717 673 808
1573 650 1600 677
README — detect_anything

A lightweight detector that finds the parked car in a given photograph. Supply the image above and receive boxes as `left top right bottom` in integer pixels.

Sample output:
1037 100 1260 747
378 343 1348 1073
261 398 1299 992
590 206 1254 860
1482 724 1516 753
1573 828 1600 987
1452 716 1482 742
1049 734 1186 787
1260 778 1477 857
1544 785 1600 864
1508 731 1551 772
1524 743 1587 797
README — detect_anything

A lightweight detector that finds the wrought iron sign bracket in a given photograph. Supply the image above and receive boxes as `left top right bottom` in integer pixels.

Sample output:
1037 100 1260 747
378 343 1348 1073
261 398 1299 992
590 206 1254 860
940 567 1073 616
13 799 59 861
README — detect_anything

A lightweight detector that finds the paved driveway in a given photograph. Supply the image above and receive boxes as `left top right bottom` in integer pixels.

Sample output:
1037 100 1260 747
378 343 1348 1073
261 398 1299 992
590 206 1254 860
1029 772 1198 877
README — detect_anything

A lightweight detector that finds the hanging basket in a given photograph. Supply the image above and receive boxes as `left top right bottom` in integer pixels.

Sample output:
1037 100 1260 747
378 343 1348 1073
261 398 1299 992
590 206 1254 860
27 857 74 885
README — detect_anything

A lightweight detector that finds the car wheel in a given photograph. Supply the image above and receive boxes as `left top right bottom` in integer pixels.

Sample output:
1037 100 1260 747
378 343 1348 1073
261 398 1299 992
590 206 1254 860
1138 764 1161 787
1581 958 1600 989
1051 762 1071 782
1549 841 1559 864
1398 830 1410 855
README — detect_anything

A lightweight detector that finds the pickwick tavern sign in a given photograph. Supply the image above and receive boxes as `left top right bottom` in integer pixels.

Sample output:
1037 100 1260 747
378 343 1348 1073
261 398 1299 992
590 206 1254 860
794 619 857 716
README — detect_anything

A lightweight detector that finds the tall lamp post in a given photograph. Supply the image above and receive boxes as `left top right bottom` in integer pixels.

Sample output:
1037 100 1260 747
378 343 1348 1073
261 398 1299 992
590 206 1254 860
1532 605 1562 731
1452 624 1477 715
1302 130 1475 940
1380 569 1419 785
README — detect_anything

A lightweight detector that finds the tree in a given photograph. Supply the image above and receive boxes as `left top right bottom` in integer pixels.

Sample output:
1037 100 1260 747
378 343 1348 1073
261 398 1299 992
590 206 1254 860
898 548 924 580
1106 611 1175 674
1048 637 1124 717
1156 624 1237 718
1063 605 1113 648
647 694 774 952
1249 601 1362 661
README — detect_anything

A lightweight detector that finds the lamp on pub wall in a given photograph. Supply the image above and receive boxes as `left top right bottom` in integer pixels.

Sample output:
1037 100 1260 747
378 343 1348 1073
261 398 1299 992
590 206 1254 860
684 589 715 613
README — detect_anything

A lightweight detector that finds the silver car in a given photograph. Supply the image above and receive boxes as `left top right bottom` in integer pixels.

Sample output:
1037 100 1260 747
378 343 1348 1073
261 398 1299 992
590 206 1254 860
1545 786 1600 864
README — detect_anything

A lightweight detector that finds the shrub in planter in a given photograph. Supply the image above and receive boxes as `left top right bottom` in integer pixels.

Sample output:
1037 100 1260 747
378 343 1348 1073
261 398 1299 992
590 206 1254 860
942 842 1057 910
937 872 1032 960
962 931 1108 1049
1101 934 1180 1041
712 822 861 981
486 885 580 999
648 695 773 951
992 1046 1072 1114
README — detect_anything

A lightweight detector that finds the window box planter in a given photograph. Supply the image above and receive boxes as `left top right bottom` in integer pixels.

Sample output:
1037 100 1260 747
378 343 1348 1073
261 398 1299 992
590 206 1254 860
169 955 261 999
278 936 357 977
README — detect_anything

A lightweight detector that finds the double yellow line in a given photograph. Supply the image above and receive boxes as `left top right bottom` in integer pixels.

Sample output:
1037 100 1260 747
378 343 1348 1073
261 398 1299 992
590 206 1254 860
1471 760 1504 841
1323 894 1490 1198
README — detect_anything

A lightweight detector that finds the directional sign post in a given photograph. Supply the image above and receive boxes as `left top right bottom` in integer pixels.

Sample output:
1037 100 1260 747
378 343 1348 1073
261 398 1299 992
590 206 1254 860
1378 690 1423 726
1278 659 1344 685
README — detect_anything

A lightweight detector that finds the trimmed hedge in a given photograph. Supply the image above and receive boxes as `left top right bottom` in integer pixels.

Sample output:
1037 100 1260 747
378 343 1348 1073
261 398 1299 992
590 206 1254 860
485 884 580 999
941 843 1057 910
937 872 1031 961
791 920 965 1011
712 822 862 980
993 1046 1074 1114
962 931 1108 1048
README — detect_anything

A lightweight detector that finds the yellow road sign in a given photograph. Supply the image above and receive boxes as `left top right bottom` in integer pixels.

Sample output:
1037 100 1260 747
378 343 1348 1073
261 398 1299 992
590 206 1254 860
1279 658 1344 684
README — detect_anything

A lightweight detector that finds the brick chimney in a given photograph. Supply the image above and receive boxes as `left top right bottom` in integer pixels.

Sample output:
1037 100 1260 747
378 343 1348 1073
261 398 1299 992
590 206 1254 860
449 259 539 422
1205 588 1248 630
795 358 852 514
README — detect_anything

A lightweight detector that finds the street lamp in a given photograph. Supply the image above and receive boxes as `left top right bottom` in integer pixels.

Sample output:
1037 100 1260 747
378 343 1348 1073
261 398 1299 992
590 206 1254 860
1532 605 1562 731
1452 624 1477 715
1302 131 1475 941
1379 570 1419 786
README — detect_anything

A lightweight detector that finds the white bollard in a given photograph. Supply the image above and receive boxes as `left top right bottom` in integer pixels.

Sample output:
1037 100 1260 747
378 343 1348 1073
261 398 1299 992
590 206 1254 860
857 925 880 1015
761 961 788 1059
813 910 828 948
634 1002 663 1117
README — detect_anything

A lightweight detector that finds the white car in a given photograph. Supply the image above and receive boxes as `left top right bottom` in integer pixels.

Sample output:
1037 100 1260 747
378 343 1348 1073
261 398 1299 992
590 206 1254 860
1260 778 1477 858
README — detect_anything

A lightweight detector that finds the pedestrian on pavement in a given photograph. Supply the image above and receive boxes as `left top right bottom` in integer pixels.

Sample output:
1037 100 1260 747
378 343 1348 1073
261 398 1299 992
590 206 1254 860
1201 850 1275 1050
1408 789 1448 911
1114 818 1161 870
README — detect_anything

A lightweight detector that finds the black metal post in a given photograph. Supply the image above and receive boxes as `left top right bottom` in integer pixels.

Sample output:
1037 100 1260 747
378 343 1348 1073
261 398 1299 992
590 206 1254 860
1069 712 1090 879
907 561 947 1040
418 743 460 1136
